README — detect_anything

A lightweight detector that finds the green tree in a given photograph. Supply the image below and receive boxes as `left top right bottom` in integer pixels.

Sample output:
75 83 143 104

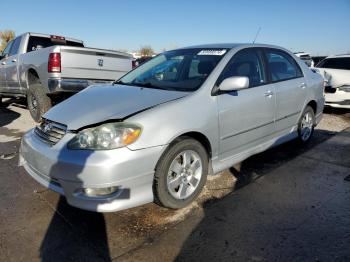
139 46 154 57
0 30 15 51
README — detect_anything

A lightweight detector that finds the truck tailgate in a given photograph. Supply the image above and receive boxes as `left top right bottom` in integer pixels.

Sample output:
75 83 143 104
59 46 132 81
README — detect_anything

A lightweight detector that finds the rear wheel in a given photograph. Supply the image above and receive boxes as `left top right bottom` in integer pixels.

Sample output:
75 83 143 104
27 75 52 122
153 138 209 209
297 105 315 144
0 95 3 107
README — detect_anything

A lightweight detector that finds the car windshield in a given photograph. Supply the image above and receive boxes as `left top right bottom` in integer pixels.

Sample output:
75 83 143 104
116 48 228 92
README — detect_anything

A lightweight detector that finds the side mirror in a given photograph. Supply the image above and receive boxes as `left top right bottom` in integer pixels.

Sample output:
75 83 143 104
219 76 249 92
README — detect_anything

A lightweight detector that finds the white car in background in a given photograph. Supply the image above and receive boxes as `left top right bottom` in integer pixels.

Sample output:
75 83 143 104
294 52 314 67
315 55 350 109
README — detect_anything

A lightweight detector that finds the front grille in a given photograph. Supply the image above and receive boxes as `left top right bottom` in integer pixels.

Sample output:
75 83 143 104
34 119 67 145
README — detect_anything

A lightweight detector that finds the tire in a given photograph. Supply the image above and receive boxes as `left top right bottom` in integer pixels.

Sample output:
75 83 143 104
0 95 3 107
27 80 52 123
297 105 315 144
153 137 209 209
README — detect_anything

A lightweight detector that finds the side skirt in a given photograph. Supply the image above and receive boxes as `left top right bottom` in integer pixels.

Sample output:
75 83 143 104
211 126 298 175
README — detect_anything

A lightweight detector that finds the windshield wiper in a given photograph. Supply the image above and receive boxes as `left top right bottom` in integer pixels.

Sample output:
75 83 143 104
131 82 171 90
114 80 174 91
113 80 132 86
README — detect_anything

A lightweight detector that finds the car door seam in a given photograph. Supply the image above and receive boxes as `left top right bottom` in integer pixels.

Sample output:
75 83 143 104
221 120 275 140
275 111 301 122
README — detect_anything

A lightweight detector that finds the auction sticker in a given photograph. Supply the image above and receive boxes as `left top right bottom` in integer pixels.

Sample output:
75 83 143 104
197 49 227 56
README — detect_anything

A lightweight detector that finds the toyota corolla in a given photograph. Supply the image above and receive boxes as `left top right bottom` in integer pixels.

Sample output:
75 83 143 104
19 44 325 212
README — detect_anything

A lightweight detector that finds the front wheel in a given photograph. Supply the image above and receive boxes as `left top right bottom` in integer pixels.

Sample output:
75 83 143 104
153 138 209 209
297 106 315 144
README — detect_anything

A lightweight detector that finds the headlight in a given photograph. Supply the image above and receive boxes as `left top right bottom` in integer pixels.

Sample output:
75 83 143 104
68 123 141 150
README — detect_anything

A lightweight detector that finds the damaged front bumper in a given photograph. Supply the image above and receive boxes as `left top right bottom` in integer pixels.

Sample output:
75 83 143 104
19 129 165 212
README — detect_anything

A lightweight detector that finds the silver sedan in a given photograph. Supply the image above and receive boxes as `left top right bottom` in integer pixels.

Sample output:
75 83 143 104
19 44 325 212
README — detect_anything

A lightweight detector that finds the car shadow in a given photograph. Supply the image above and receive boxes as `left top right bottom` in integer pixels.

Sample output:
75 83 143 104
175 128 340 261
0 97 27 127
323 105 350 115
39 197 111 261
39 148 111 261
0 107 20 127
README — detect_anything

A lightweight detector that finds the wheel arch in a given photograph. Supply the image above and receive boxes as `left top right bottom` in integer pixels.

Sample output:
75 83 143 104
26 68 40 87
306 100 317 114
166 131 213 158
154 130 213 171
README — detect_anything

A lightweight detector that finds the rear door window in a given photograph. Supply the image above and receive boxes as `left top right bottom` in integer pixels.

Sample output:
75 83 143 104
317 58 350 70
265 49 303 82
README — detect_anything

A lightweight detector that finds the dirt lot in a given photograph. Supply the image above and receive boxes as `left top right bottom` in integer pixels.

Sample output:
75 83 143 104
0 98 349 262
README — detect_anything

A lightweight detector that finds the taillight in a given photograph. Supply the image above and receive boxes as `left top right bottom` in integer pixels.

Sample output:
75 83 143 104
48 53 61 73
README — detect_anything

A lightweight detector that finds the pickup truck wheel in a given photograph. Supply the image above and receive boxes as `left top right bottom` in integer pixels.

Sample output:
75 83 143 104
297 106 315 144
27 83 52 122
153 138 208 209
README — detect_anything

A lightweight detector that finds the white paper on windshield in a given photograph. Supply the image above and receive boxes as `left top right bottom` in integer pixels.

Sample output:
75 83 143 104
197 50 227 56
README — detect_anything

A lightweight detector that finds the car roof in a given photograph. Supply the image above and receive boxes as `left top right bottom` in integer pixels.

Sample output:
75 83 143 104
176 43 288 51
325 54 350 59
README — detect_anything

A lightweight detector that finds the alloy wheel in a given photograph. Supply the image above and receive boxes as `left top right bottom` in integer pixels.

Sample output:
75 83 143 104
300 111 314 141
166 150 203 200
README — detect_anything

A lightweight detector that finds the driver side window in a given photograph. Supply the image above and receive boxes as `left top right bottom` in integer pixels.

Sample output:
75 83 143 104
218 48 266 88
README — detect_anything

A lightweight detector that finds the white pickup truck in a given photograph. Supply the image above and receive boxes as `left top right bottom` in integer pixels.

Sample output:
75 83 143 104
0 32 132 121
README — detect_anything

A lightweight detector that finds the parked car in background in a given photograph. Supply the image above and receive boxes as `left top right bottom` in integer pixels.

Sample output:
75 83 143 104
312 56 327 66
20 43 324 212
294 52 314 67
0 32 132 121
315 54 350 108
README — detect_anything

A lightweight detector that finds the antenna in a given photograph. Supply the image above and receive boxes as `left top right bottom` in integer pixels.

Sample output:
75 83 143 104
252 27 261 44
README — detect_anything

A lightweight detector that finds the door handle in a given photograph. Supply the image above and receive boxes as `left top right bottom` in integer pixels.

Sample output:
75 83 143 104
264 90 274 97
300 83 306 89
12 59 17 63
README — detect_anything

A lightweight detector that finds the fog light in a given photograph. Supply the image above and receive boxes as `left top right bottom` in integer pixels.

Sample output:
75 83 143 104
83 186 118 197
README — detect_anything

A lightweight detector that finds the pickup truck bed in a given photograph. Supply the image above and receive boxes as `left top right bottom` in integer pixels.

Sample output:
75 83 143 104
0 32 132 121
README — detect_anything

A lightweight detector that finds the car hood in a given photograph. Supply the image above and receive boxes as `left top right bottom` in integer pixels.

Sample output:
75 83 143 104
44 84 188 130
